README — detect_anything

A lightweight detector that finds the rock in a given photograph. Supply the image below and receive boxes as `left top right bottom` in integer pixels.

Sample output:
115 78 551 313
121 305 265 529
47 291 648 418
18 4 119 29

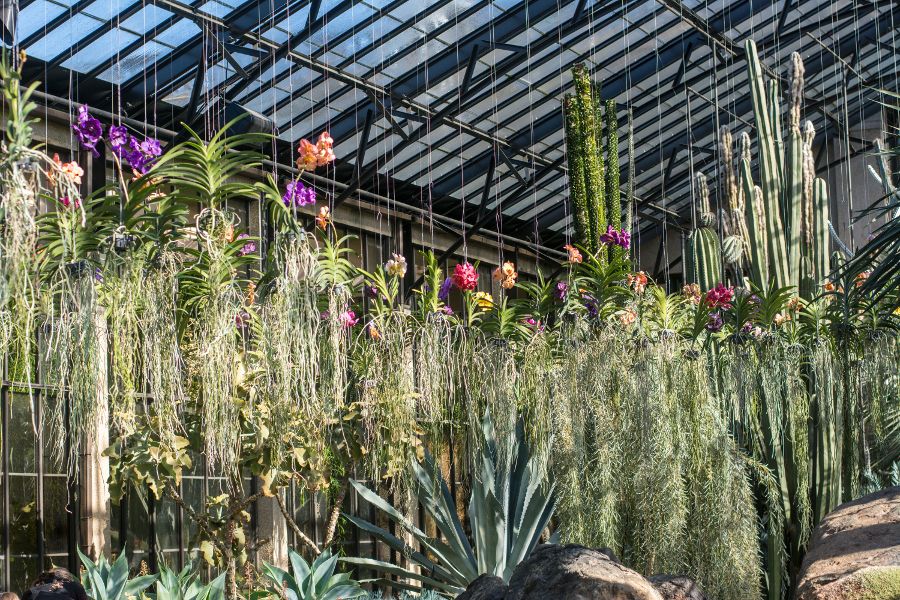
796 486 900 600
505 544 664 600
457 574 507 600
648 575 707 600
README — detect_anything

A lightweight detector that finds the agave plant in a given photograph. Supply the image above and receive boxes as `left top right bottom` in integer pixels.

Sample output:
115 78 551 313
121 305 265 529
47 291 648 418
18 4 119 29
262 549 365 600
78 549 157 600
342 411 556 597
155 561 226 600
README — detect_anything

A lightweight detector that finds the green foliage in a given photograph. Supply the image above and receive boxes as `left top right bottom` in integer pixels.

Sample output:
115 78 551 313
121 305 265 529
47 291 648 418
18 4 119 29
78 549 157 600
5 60 900 600
342 411 556 597
262 549 365 600
153 120 266 211
155 561 226 600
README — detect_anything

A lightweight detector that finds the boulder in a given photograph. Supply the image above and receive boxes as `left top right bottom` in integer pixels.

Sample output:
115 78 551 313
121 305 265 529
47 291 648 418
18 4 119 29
796 486 900 600
457 574 507 600
504 544 664 600
648 575 707 600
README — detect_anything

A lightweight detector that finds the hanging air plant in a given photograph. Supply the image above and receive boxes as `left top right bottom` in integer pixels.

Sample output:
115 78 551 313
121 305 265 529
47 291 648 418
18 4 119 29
141 252 186 448
257 234 324 468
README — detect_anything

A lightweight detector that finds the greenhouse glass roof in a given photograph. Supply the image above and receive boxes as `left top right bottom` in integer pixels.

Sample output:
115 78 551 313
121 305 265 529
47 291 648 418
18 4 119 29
12 0 900 253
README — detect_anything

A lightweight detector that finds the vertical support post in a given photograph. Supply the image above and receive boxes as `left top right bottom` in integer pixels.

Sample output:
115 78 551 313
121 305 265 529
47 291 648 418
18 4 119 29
37 393 45 571
147 492 157 572
176 482 185 569
401 219 415 298
2 351 9 589
80 146 111 561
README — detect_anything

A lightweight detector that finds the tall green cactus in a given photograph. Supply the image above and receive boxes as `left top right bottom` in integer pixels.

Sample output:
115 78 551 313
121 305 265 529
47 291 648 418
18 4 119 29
564 95 591 249
684 173 723 289
574 66 606 258
739 40 830 295
606 100 623 261
564 65 626 258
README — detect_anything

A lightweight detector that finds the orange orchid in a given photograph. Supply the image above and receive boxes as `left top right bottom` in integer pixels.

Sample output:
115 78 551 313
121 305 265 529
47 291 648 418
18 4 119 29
297 139 319 171
315 205 331 229
627 271 648 294
492 261 518 289
296 131 336 171
50 153 84 186
315 131 335 166
619 308 637 326
682 283 701 305
563 244 583 264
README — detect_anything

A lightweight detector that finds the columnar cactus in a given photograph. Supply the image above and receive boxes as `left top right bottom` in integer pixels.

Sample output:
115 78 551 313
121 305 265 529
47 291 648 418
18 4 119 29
685 173 723 289
739 40 830 295
564 66 627 258
574 66 606 257
606 100 623 261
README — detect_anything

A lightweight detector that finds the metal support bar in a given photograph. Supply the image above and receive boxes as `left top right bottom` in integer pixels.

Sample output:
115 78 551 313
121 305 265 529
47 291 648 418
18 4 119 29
461 44 480 98
368 92 410 142
573 0 589 22
499 149 528 186
331 109 375 208
151 0 562 173
672 41 695 91
475 151 498 223
775 0 793 38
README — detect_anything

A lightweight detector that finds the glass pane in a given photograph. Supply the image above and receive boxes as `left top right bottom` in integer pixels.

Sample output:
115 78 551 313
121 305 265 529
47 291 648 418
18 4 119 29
18 1 67 42
155 496 179 552
43 476 70 555
126 487 151 569
119 4 173 34
9 474 38 559
9 394 36 474
9 555 40 595
62 29 140 73
26 13 100 61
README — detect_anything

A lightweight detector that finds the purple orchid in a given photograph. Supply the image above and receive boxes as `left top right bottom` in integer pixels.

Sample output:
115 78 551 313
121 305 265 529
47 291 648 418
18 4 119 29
555 281 569 300
583 294 599 318
707 312 724 332
282 180 316 208
108 125 129 153
73 106 103 156
437 277 453 302
140 137 162 158
237 233 256 256
599 225 631 250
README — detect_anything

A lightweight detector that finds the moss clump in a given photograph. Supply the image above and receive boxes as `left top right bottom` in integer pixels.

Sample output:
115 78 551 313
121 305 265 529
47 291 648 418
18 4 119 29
847 567 900 600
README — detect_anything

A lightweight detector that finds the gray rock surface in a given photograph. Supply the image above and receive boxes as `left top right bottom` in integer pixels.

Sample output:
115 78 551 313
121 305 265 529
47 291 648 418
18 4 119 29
503 544 664 600
456 574 507 600
795 486 900 600
648 575 707 600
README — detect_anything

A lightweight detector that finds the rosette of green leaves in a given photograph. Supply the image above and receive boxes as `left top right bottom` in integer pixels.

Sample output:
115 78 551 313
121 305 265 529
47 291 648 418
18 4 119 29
78 549 157 600
262 549 365 600
341 411 556 597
